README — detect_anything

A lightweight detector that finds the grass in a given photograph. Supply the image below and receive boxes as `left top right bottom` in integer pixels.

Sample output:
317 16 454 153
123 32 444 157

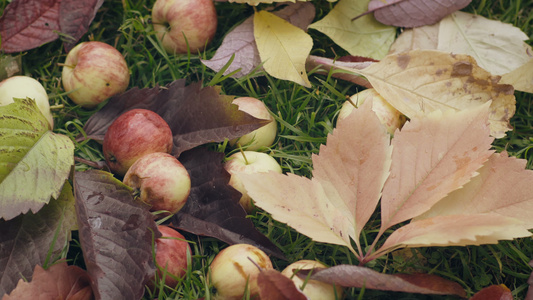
6 0 533 299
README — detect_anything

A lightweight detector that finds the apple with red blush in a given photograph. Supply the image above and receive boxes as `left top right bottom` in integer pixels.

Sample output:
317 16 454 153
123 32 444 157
150 225 191 288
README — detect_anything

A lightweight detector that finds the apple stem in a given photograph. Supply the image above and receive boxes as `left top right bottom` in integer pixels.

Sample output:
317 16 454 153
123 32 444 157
247 257 262 271
238 145 250 165
57 63 76 68
49 104 64 110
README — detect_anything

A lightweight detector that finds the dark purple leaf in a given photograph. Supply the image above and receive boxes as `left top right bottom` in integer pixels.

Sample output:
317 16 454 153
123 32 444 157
171 147 286 260
0 183 77 297
0 0 60 53
74 170 160 300
302 265 466 297
59 0 105 51
257 269 307 300
81 80 268 156
356 0 472 28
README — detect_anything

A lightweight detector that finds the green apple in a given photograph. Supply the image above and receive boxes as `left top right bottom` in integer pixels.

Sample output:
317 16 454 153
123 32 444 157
224 151 282 213
61 41 130 108
281 260 343 300
230 97 277 151
0 76 53 129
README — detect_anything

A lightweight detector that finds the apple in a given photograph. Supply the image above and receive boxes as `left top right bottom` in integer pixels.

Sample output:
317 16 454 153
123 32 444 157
224 151 282 213
229 97 277 151
339 88 406 136
62 41 130 108
0 76 54 129
123 152 190 214
149 225 191 288
209 244 273 300
281 260 343 300
103 109 173 176
152 0 218 54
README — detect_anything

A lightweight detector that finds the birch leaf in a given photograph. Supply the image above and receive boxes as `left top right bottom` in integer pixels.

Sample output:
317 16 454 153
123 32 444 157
308 0 395 60
438 11 532 76
238 100 391 257
356 50 516 138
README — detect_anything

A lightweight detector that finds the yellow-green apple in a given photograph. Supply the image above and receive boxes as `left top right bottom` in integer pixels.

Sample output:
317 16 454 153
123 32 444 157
209 244 273 300
103 109 173 176
339 88 406 136
0 76 53 129
281 260 343 300
229 97 277 151
152 0 218 54
224 151 282 213
61 41 130 108
123 152 190 214
149 225 191 288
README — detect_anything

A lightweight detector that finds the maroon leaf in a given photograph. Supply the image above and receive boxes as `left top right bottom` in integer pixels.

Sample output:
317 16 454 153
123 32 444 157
74 170 160 300
3 261 93 300
202 2 315 78
0 184 77 297
302 265 466 297
306 55 373 88
59 0 104 51
171 147 286 259
0 0 61 53
257 269 308 300
471 284 513 300
360 0 472 28
82 80 267 156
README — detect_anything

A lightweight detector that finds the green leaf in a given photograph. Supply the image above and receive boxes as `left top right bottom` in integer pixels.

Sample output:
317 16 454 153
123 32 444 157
0 130 74 220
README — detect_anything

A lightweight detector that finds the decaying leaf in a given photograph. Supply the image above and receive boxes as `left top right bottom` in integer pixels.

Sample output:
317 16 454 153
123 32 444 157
470 284 513 300
239 97 533 268
257 269 308 300
355 50 516 138
363 0 471 28
305 55 373 88
3 262 93 300
501 58 533 93
254 10 313 87
74 170 160 300
309 0 395 60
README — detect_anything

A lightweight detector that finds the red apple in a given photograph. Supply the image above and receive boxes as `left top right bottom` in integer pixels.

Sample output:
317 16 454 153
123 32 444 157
151 225 191 288
123 152 190 214
209 244 273 300
62 41 130 108
281 260 343 300
229 97 277 151
152 0 218 54
103 109 173 176
224 151 282 213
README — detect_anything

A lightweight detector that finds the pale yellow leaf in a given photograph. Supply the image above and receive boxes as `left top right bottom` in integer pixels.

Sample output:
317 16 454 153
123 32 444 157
379 103 494 232
238 100 392 257
438 11 531 76
308 0 396 59
501 57 533 93
388 24 439 54
356 50 516 138
378 214 530 253
416 152 533 228
254 10 312 87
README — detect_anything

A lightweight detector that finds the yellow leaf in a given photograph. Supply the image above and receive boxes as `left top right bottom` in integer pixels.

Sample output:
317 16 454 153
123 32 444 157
254 10 312 87
356 50 516 138
308 0 395 59
501 58 533 93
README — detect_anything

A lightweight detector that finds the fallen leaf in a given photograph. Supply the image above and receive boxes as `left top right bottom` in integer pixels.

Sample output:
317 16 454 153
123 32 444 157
82 80 268 155
305 55 373 88
257 269 308 300
471 284 513 300
74 170 160 300
0 183 77 297
388 23 440 54
254 10 313 87
501 58 533 93
302 264 466 297
171 147 285 259
438 11 532 76
0 55 22 81
364 0 471 28
355 50 516 138
309 0 396 60
228 0 312 5
59 0 105 51
3 261 93 300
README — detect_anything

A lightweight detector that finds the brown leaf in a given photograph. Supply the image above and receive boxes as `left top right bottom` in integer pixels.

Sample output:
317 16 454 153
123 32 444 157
305 55 374 89
471 284 513 300
303 265 466 297
257 269 308 300
3 261 93 300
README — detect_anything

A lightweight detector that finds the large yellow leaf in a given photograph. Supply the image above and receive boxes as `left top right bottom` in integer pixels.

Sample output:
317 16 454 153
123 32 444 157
356 50 516 138
254 10 312 87
238 100 392 258
501 58 533 93
308 0 395 60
